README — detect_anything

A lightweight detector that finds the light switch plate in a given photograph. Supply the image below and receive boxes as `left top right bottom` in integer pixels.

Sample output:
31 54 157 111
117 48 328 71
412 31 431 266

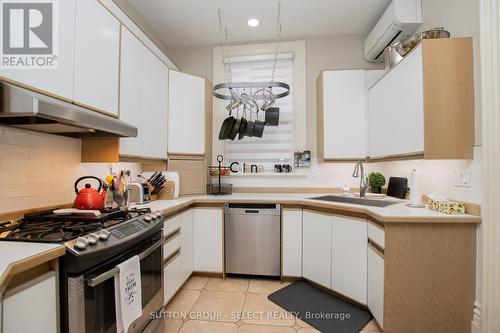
453 169 471 188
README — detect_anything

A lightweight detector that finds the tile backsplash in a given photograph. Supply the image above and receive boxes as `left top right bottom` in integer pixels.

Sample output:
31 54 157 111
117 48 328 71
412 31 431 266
0 126 141 215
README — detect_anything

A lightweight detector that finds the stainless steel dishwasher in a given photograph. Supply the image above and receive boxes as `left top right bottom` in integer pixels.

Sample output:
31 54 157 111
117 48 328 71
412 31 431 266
224 203 281 276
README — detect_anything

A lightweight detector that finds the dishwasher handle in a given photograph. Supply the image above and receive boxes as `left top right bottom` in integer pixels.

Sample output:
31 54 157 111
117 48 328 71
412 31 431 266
224 203 281 216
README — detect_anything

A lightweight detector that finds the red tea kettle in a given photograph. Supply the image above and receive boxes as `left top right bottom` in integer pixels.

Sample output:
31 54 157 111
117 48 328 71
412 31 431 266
72 176 106 210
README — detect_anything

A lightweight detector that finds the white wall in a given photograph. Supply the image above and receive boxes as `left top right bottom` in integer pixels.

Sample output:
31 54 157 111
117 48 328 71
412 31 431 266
0 126 141 214
227 146 482 204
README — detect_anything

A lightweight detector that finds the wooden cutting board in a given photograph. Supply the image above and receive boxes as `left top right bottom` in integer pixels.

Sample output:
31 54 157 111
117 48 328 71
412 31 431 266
167 159 206 195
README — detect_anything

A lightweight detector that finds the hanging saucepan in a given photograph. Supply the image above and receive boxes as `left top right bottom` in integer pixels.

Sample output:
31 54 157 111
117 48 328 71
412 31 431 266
252 120 265 138
265 107 280 126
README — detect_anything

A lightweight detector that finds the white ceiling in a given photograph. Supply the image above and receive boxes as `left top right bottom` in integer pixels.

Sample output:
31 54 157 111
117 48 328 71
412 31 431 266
119 0 391 48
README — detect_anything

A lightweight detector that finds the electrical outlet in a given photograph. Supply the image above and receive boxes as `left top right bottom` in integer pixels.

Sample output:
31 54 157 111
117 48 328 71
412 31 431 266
453 169 472 188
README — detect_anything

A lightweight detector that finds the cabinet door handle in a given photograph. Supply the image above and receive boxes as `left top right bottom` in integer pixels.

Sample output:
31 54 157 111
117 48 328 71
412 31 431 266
163 248 181 267
368 239 385 258
164 228 181 243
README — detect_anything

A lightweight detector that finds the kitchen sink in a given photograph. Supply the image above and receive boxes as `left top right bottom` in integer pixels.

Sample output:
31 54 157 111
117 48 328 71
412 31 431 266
309 195 399 207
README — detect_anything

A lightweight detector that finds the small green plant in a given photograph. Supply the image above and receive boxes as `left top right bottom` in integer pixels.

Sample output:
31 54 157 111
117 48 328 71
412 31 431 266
368 172 386 188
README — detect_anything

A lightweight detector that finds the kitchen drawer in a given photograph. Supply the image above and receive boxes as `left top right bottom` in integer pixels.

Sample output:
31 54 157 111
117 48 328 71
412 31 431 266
163 215 181 237
368 222 385 248
163 229 182 259
163 249 183 304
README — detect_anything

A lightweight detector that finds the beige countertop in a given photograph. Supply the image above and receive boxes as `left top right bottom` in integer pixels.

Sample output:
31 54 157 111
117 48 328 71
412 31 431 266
0 242 65 294
0 193 478 293
134 193 481 224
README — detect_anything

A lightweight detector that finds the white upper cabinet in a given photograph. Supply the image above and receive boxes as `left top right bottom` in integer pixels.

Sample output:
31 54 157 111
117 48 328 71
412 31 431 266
365 70 385 90
141 47 168 158
302 210 332 288
119 28 143 157
74 0 120 115
319 70 367 160
318 69 383 161
119 27 168 159
367 46 424 158
0 0 76 100
331 216 368 305
168 70 206 155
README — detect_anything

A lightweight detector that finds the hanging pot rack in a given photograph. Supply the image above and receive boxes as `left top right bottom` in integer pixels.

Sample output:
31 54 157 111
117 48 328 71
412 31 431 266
215 3 286 141
212 81 290 100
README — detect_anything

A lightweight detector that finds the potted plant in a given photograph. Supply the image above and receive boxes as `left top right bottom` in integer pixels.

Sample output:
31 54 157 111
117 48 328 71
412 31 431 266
368 172 386 194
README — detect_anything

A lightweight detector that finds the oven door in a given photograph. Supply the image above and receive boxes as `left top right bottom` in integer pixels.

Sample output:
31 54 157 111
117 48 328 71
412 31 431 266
68 232 164 333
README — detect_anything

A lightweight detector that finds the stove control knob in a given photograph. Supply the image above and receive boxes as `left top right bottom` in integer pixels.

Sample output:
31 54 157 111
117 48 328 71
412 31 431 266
87 233 99 245
98 229 111 240
144 214 153 222
154 211 163 219
75 237 89 250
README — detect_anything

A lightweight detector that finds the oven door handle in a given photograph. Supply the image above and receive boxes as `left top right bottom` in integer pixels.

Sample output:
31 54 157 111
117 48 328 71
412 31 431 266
86 237 164 287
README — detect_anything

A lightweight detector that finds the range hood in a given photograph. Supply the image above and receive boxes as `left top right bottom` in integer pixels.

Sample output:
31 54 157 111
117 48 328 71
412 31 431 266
0 82 137 138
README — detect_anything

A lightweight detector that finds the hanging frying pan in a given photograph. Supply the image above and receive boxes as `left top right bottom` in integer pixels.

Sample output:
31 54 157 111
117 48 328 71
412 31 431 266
245 121 255 137
228 118 242 140
238 105 249 140
218 115 236 140
238 117 248 140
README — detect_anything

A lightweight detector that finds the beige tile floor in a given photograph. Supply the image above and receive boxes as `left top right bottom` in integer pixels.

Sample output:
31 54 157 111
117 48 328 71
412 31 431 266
162 276 382 333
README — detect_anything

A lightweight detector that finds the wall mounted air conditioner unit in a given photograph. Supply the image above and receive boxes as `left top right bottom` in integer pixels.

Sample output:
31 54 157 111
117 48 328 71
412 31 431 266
364 0 422 63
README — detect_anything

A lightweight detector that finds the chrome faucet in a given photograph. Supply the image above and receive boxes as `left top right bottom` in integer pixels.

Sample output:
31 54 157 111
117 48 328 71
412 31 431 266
352 161 369 198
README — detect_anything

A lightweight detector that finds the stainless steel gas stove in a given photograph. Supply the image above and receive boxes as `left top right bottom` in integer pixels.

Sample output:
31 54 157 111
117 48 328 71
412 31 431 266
0 207 166 333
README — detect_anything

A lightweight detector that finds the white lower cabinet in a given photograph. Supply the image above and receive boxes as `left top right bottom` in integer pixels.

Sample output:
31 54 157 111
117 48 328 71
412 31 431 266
193 208 223 273
282 209 303 277
180 209 194 282
162 210 194 305
302 210 332 288
331 216 368 304
2 272 58 333
368 245 384 328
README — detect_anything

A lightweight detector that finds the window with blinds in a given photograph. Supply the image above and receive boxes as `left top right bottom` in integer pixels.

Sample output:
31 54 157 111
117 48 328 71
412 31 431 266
224 54 294 171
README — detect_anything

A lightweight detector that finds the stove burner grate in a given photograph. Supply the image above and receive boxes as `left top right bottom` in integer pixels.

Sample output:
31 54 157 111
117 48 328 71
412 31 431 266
0 207 151 243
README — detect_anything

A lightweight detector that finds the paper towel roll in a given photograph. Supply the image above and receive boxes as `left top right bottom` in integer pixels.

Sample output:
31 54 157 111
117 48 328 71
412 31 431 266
409 169 422 206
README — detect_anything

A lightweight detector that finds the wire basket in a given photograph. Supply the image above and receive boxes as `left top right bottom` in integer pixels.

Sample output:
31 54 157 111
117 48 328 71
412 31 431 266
208 166 230 176
206 183 233 196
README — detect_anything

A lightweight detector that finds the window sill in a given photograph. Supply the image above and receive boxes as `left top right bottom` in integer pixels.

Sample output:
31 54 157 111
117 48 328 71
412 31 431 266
228 172 308 177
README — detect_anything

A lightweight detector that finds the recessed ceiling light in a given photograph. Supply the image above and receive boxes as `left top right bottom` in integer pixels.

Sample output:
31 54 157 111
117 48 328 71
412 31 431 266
247 18 260 27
